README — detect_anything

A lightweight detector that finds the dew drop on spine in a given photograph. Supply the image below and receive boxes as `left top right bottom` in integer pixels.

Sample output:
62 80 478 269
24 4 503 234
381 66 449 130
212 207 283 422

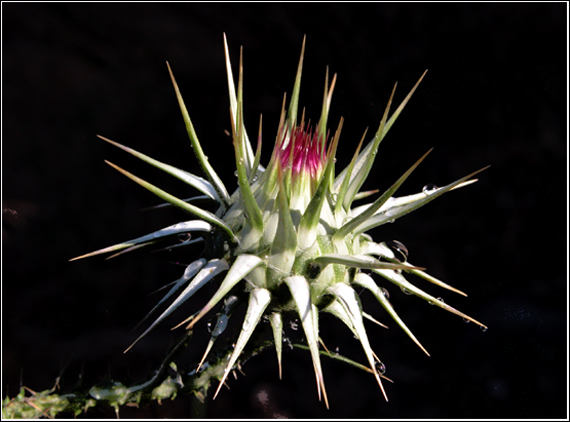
422 183 438 194
385 240 408 262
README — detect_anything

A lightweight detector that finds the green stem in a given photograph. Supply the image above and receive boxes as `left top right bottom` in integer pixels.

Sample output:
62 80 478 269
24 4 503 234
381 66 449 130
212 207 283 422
2 331 374 418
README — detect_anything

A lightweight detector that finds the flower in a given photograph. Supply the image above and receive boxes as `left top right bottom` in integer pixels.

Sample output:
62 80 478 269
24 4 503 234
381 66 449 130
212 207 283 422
71 35 487 408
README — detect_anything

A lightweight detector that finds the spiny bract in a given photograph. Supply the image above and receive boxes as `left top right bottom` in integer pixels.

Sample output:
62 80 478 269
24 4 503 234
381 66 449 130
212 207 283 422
72 35 487 407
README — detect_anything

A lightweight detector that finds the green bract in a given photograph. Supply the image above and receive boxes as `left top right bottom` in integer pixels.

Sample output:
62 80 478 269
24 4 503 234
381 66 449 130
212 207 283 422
72 35 487 408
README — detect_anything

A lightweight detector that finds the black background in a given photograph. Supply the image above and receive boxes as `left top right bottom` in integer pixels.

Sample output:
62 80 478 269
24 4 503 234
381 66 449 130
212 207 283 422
2 3 567 419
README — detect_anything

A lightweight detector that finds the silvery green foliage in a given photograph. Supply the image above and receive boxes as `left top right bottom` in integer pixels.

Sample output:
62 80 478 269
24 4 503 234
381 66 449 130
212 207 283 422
72 35 487 408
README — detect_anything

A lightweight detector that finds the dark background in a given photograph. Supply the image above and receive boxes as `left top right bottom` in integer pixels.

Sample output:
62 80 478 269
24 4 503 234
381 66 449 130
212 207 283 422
2 3 567 419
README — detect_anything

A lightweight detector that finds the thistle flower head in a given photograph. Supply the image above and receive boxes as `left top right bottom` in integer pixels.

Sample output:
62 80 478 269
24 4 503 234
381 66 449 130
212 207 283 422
278 121 327 189
72 34 488 408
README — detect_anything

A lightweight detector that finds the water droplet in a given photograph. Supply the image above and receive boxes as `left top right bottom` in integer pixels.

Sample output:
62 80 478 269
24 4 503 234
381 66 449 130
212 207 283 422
381 287 390 300
463 318 471 324
480 326 488 332
394 269 402 275
437 297 445 303
385 240 408 262
211 314 229 336
178 233 192 242
375 361 386 374
222 295 239 314
388 219 395 224
283 337 294 350
206 317 215 333
289 319 299 331
422 183 438 194
401 287 413 295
